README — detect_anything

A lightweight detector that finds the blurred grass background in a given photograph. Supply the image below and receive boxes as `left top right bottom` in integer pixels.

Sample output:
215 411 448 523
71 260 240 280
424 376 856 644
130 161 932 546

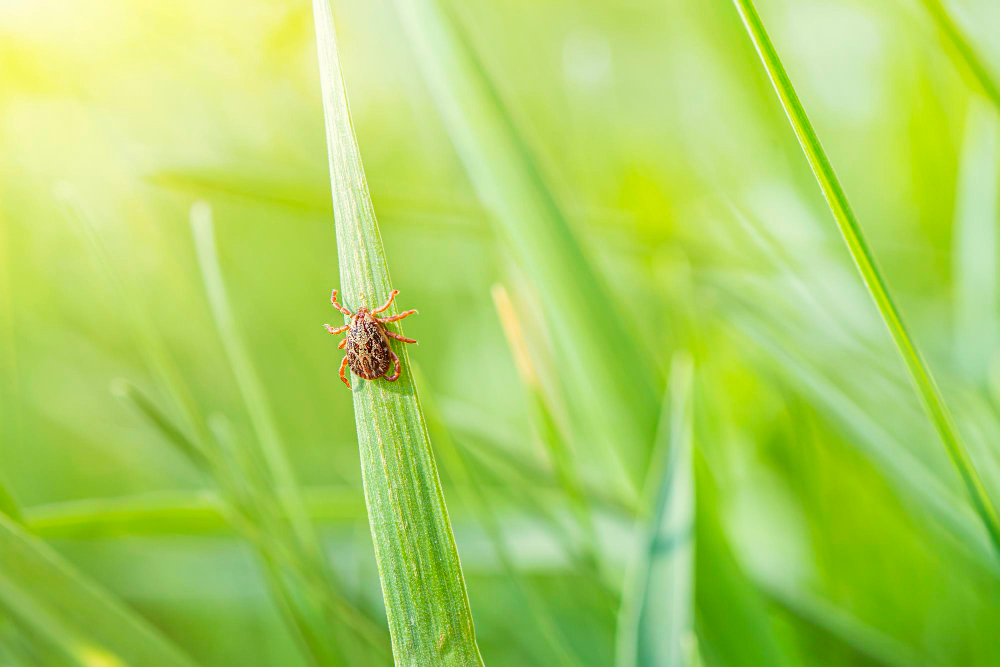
3 0 1000 664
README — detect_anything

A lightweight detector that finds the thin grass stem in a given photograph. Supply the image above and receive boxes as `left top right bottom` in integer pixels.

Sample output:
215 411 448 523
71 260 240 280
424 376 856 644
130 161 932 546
730 0 1000 558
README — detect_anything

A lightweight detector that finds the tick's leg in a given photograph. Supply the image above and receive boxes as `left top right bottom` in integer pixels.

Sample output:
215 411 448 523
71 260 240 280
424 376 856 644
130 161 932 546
376 309 417 324
330 289 352 317
372 290 399 315
384 349 401 381
385 330 417 345
338 338 347 349
325 323 350 335
339 355 351 389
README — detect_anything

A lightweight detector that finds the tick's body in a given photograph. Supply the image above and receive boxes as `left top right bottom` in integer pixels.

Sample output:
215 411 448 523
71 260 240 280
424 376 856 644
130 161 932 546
325 289 417 389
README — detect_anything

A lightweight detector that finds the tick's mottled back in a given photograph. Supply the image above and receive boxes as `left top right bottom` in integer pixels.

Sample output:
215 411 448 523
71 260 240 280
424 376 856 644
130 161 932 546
346 310 393 379
324 288 419 389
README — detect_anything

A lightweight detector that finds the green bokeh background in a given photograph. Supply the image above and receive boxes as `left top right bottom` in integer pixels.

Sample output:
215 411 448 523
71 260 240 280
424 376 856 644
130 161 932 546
2 0 1000 664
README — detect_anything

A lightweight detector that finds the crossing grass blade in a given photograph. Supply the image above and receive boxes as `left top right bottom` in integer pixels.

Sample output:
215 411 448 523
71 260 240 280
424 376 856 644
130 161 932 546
0 512 199 667
919 0 1000 112
730 0 1000 558
310 1 483 664
394 0 660 498
616 354 694 667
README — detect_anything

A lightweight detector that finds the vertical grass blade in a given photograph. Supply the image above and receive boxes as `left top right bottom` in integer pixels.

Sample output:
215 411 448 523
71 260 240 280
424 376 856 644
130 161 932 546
730 0 1000 557
191 203 388 664
920 0 1000 112
952 101 999 381
413 364 579 667
190 202 323 566
490 284 602 571
0 512 198 667
616 354 694 667
394 0 660 496
310 1 483 664
0 213 23 525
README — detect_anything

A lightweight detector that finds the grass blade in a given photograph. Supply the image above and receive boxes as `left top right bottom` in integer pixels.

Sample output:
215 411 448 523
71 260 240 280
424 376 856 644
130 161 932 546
0 214 23 525
732 312 997 573
730 0 1000 557
616 354 694 667
413 363 580 667
62 190 383 666
952 100 1000 381
394 0 660 496
22 487 367 539
111 378 210 471
759 580 924 667
190 201 325 571
0 512 198 667
490 284 602 572
0 476 22 525
919 0 1000 112
310 1 483 664
694 453 792 667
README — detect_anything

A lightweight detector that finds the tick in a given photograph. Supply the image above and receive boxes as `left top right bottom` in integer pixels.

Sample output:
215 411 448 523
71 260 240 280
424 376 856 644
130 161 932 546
325 289 418 389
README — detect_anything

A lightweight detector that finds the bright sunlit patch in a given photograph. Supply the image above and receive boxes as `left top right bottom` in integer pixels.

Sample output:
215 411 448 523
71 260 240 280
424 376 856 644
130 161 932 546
75 644 125 667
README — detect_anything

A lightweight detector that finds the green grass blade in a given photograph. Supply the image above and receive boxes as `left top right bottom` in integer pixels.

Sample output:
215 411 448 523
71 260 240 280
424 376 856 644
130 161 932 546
952 100 1000 381
759 580 924 667
111 378 210 471
490 284 603 570
62 189 381 666
0 475 22 524
22 488 367 539
189 201 325 568
0 512 198 667
694 453 792 667
616 354 694 667
734 314 997 573
730 0 1000 557
310 1 483 664
0 214 23 525
413 363 579 667
920 0 1000 112
394 0 660 497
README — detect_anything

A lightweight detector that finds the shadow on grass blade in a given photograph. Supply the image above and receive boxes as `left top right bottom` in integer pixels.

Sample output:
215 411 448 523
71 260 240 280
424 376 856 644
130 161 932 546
311 1 483 664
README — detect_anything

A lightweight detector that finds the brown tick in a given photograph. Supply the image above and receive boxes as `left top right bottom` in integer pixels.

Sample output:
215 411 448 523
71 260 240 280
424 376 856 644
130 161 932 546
325 289 418 389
